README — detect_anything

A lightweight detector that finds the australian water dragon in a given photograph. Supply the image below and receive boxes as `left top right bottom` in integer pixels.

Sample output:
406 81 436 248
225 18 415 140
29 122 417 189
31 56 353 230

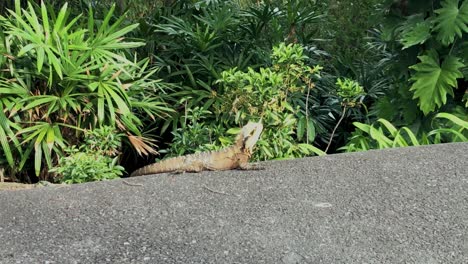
130 121 263 177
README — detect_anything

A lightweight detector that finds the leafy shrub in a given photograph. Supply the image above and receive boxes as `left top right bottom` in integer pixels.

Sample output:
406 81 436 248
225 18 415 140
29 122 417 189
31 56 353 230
336 78 366 105
317 0 386 66
341 112 468 152
50 149 124 184
50 126 125 183
163 107 229 157
123 1 368 155
164 43 325 160
217 43 325 159
84 126 123 156
324 78 367 152
144 1 324 127
372 0 467 121
0 1 172 181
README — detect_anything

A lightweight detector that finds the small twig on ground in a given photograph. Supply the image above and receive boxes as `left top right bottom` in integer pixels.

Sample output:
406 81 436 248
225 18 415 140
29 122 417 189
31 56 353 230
202 185 230 196
122 180 144 187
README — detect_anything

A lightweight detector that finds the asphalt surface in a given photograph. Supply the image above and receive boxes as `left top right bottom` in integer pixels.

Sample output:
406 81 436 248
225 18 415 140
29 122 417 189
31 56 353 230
0 143 467 264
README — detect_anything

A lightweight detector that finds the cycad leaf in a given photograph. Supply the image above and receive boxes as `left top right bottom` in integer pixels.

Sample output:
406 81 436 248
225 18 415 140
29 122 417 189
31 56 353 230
409 50 463 115
399 14 432 49
433 0 468 46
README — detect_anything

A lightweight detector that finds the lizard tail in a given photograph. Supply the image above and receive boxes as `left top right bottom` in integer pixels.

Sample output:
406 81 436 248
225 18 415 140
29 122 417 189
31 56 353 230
130 156 184 177
129 165 151 177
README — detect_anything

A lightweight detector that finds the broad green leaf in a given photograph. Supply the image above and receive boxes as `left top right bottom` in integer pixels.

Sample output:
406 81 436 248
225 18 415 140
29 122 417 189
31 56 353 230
53 125 67 149
34 125 48 148
104 88 116 125
297 143 326 156
369 126 392 148
100 24 140 44
283 114 296 127
87 6 95 39
40 1 50 40
399 15 432 49
409 50 463 114
391 132 409 147
103 85 130 115
261 145 274 158
17 43 36 57
96 4 116 36
17 143 32 171
0 106 21 159
433 0 468 45
37 47 45 72
0 125 14 167
88 82 99 92
420 133 431 145
297 116 305 141
22 96 57 110
7 10 35 36
226 127 241 134
46 126 55 151
428 128 468 141
399 127 421 146
25 2 42 37
97 94 105 124
464 92 468 107
63 14 82 34
353 122 371 134
435 112 468 128
99 41 144 49
307 119 316 143
34 143 42 176
42 141 52 169
0 81 28 95
53 2 68 33
14 0 20 16
46 48 63 80
377 118 398 137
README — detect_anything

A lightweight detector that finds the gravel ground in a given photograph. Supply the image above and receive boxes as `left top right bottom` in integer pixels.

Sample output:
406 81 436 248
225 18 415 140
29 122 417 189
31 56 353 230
0 143 467 264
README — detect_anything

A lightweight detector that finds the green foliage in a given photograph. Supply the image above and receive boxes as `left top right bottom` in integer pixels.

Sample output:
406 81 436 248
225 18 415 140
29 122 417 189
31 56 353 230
324 78 367 153
374 0 468 121
51 148 124 184
50 126 124 183
217 43 325 159
0 1 172 181
164 107 228 157
108 0 378 155
5 0 467 182
316 0 386 65
433 0 468 46
341 112 468 152
398 14 432 49
409 50 464 114
82 126 123 156
146 1 323 126
165 43 325 160
336 78 366 104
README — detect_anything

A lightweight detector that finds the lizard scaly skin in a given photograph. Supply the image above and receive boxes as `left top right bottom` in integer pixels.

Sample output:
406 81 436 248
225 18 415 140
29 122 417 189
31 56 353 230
130 122 263 177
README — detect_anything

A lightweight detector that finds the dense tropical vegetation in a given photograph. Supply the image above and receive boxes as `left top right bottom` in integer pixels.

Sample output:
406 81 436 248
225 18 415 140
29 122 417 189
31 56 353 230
0 0 466 184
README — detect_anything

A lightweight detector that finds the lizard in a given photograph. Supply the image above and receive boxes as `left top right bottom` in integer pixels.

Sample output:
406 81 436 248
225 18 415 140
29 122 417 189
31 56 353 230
130 121 263 177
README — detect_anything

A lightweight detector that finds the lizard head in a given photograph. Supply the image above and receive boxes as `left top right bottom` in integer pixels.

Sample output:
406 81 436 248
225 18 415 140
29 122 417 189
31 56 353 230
237 121 263 154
